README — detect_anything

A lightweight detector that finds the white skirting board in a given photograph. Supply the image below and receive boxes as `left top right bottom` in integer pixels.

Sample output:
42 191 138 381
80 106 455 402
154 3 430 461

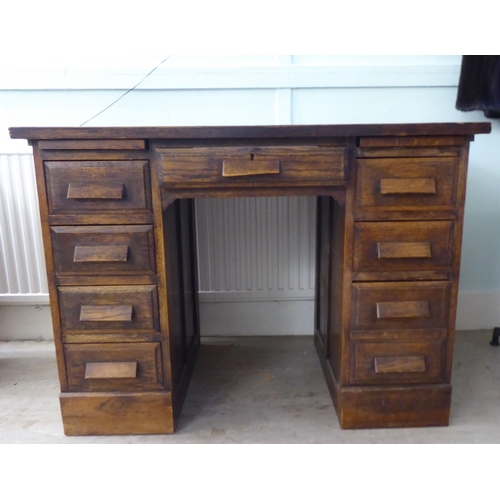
199 292 316 336
455 291 500 331
1 290 500 340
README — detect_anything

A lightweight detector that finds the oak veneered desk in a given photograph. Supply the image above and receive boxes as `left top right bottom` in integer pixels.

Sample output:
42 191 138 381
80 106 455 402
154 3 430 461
10 123 491 435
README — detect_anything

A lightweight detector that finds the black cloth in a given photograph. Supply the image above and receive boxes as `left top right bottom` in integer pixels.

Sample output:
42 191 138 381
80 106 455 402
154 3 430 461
456 55 500 118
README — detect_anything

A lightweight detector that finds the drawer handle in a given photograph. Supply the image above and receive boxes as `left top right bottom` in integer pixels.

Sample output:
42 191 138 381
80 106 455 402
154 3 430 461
222 159 280 177
79 305 133 322
376 300 430 319
85 361 138 379
67 182 124 200
380 178 436 195
377 242 432 259
73 245 129 263
374 355 426 374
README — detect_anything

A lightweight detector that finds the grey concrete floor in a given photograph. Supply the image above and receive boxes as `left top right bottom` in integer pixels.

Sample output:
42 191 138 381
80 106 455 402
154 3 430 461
1 330 500 443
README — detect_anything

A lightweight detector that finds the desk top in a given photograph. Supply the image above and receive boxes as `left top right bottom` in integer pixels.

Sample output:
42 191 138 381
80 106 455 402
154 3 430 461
9 122 491 141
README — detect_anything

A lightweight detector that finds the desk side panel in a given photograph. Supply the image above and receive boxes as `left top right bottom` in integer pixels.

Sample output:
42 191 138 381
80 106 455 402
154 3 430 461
162 199 200 425
31 143 69 391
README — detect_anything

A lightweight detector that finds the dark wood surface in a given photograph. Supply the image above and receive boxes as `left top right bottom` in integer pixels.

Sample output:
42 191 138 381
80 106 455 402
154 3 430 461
44 160 151 214
157 146 346 187
64 342 163 391
9 122 491 140
13 123 490 435
51 225 156 276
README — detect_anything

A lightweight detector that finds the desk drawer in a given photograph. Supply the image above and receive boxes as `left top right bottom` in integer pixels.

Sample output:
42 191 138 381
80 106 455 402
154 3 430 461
64 342 163 391
157 146 346 187
353 221 454 281
45 160 151 214
51 225 156 276
58 285 159 335
355 157 459 211
351 340 446 385
351 281 450 332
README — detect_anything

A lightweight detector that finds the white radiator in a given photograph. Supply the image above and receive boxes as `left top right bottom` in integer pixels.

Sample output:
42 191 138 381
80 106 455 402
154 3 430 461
0 154 316 307
196 196 316 302
0 154 48 303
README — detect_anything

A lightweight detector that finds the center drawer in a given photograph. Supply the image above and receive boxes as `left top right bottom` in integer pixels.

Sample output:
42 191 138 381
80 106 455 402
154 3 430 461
51 225 156 276
58 285 159 335
157 146 346 187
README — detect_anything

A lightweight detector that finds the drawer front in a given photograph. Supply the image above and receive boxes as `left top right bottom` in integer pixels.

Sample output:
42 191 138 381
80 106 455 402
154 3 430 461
355 157 459 211
45 160 151 214
352 340 446 385
65 342 163 391
51 225 155 276
58 285 159 334
351 282 450 331
157 146 346 187
353 221 454 280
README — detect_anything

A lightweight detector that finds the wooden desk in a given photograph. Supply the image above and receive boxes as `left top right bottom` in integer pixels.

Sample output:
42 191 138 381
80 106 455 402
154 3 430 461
10 123 491 435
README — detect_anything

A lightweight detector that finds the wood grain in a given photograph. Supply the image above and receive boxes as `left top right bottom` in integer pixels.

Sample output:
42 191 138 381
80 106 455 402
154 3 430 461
374 355 426 374
64 342 163 392
38 139 146 150
353 221 454 280
376 300 430 319
222 158 280 177
44 160 151 214
73 245 129 263
67 182 124 200
351 281 450 331
355 157 459 215
80 305 133 322
85 361 137 379
339 385 451 429
352 341 444 385
158 146 346 187
380 178 436 195
60 392 174 435
377 242 432 259
360 136 466 148
51 225 155 276
58 285 159 334
9 122 491 140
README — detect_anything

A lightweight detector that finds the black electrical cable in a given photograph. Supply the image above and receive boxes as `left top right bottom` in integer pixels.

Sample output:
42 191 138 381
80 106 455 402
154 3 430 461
79 55 171 126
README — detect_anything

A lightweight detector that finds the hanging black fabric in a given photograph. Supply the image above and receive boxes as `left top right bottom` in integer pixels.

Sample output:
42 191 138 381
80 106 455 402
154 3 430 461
456 55 500 118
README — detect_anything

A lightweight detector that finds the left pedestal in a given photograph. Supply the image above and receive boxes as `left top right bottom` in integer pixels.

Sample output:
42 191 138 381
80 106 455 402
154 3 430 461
31 139 182 436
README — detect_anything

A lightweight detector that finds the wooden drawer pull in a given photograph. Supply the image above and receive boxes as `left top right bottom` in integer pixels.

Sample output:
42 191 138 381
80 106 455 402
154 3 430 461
376 300 430 319
79 305 133 322
222 158 280 177
374 355 426 374
380 178 436 195
377 242 432 259
85 361 138 379
73 245 129 263
67 182 124 200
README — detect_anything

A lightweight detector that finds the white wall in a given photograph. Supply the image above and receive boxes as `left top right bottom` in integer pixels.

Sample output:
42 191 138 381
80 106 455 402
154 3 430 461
0 56 498 338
